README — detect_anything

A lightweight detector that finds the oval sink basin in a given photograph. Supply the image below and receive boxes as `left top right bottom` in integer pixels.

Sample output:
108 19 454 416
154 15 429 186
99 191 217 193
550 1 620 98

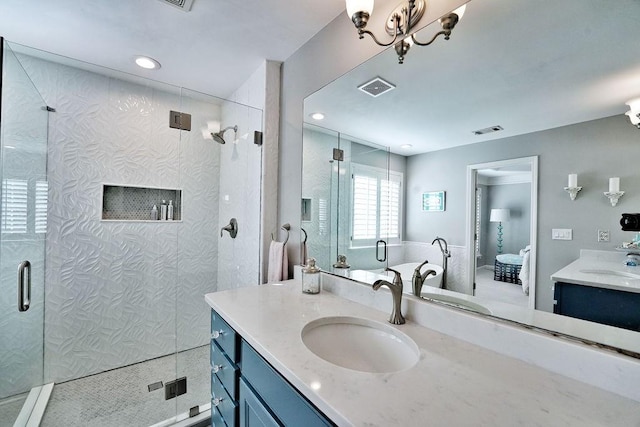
422 294 492 315
579 269 640 279
301 316 420 373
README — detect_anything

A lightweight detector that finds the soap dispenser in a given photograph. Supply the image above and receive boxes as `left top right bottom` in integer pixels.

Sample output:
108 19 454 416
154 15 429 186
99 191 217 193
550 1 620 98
332 254 350 276
302 258 321 294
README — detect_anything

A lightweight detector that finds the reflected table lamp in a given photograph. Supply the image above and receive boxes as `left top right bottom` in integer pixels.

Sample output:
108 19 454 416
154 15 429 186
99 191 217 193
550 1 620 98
490 208 510 254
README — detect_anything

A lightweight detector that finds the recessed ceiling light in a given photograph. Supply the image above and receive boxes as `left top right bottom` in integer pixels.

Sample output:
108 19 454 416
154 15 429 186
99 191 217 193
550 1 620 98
400 144 412 149
310 112 325 120
135 56 161 70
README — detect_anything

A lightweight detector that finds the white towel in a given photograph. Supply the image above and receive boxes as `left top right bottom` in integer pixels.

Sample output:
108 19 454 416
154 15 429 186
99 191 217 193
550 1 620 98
267 240 289 282
519 247 531 295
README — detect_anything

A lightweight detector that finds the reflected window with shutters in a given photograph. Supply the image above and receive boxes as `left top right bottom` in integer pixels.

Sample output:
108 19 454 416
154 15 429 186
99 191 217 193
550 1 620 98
350 163 403 247
1 178 48 237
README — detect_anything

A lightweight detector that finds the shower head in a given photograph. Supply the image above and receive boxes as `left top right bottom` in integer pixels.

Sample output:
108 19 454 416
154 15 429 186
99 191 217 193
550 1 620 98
211 125 238 144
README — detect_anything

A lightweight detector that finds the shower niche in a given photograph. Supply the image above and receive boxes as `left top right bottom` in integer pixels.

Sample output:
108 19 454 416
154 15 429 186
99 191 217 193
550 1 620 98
102 184 182 221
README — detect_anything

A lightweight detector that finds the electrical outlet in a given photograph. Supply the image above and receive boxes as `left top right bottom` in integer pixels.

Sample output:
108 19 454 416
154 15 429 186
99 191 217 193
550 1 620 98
598 230 610 242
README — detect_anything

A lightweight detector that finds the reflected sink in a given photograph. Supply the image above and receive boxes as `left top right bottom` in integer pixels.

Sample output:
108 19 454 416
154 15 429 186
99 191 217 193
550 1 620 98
579 269 640 279
301 316 420 373
422 294 492 315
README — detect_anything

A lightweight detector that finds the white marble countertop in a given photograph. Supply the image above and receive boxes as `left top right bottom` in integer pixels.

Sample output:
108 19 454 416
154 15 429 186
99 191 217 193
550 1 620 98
551 250 640 294
205 282 640 426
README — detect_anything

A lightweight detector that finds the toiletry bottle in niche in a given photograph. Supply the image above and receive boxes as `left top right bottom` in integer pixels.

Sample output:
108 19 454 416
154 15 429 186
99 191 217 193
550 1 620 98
151 204 158 221
168 200 174 221
302 258 321 294
160 200 168 220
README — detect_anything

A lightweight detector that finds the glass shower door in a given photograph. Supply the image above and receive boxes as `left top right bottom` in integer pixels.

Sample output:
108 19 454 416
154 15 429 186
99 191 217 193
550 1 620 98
0 38 49 424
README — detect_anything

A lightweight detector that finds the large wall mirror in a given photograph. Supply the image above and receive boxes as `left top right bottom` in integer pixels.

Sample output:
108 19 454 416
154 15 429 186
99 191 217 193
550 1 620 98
301 0 640 355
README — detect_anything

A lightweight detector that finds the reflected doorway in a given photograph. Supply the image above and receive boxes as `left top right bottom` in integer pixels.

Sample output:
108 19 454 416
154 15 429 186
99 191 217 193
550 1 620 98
465 157 538 309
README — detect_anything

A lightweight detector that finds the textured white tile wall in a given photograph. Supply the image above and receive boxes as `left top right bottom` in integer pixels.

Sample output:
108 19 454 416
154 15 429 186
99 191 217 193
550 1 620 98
216 65 265 290
10 53 262 385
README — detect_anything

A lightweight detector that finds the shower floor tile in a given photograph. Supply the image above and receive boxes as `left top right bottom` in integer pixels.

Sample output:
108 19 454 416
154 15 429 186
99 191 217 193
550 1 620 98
41 345 210 427
0 392 28 427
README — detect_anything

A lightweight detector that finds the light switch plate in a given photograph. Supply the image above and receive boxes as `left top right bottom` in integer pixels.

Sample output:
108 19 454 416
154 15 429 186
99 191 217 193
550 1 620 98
552 228 573 240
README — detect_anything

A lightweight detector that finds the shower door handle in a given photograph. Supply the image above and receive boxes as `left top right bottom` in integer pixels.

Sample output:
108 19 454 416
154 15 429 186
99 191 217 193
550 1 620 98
18 260 31 312
376 240 387 263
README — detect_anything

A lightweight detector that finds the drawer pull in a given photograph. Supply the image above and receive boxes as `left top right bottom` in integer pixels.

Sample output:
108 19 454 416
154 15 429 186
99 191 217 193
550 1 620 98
211 329 224 339
211 364 223 373
212 397 224 407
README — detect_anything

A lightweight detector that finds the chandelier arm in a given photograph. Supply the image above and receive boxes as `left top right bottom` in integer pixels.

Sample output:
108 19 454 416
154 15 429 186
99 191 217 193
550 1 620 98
358 29 401 47
411 29 450 47
358 14 402 47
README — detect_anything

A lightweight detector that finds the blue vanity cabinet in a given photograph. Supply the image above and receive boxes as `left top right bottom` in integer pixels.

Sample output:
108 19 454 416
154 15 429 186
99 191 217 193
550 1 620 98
211 309 335 427
240 340 334 427
553 281 640 331
238 379 280 427
210 310 240 426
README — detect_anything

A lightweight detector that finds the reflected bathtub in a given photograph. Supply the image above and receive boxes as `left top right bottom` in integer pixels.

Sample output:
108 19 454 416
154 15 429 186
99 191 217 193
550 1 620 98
378 262 444 289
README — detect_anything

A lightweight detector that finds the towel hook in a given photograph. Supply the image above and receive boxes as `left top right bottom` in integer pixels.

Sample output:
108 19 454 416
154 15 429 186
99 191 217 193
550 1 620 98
271 223 290 244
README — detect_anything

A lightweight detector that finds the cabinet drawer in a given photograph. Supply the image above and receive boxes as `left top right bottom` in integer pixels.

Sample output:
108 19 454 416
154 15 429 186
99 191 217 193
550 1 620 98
212 371 237 426
241 340 333 426
210 404 227 427
211 310 238 361
211 340 239 398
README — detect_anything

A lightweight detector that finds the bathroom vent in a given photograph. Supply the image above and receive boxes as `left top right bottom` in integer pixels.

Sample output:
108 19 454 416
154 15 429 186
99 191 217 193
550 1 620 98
358 77 396 98
472 125 503 135
158 0 194 11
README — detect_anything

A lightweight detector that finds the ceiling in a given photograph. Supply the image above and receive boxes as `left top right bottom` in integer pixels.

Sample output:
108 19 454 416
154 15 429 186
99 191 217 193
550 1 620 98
304 0 640 155
0 0 346 98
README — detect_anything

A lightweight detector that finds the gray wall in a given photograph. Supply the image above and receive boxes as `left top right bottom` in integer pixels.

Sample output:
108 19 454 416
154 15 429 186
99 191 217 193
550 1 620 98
405 114 640 311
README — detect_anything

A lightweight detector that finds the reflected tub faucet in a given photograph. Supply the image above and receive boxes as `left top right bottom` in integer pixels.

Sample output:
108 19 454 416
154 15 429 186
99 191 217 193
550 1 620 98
412 260 437 297
432 237 450 288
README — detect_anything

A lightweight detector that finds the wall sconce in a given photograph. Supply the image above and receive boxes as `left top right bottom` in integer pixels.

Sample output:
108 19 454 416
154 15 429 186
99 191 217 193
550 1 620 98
564 173 582 201
489 208 510 254
626 98 640 129
345 0 466 64
604 177 624 207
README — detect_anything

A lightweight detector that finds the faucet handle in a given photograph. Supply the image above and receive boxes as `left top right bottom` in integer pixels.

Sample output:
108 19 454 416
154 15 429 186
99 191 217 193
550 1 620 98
385 267 403 286
414 260 429 273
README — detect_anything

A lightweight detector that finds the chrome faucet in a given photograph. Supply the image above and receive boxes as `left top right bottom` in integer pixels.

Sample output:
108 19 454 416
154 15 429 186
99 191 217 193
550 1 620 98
372 268 405 325
412 260 437 297
432 236 451 288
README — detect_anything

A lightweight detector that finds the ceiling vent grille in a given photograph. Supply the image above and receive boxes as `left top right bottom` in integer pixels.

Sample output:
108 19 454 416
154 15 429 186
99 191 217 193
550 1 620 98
158 0 194 11
472 125 503 135
358 77 396 98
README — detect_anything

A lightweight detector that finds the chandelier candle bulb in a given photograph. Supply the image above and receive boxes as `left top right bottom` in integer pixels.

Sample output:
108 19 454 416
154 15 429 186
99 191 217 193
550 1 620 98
568 174 577 188
609 177 620 193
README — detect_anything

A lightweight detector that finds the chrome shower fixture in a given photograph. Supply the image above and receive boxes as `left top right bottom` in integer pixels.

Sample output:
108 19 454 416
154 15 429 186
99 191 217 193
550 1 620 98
211 125 238 144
